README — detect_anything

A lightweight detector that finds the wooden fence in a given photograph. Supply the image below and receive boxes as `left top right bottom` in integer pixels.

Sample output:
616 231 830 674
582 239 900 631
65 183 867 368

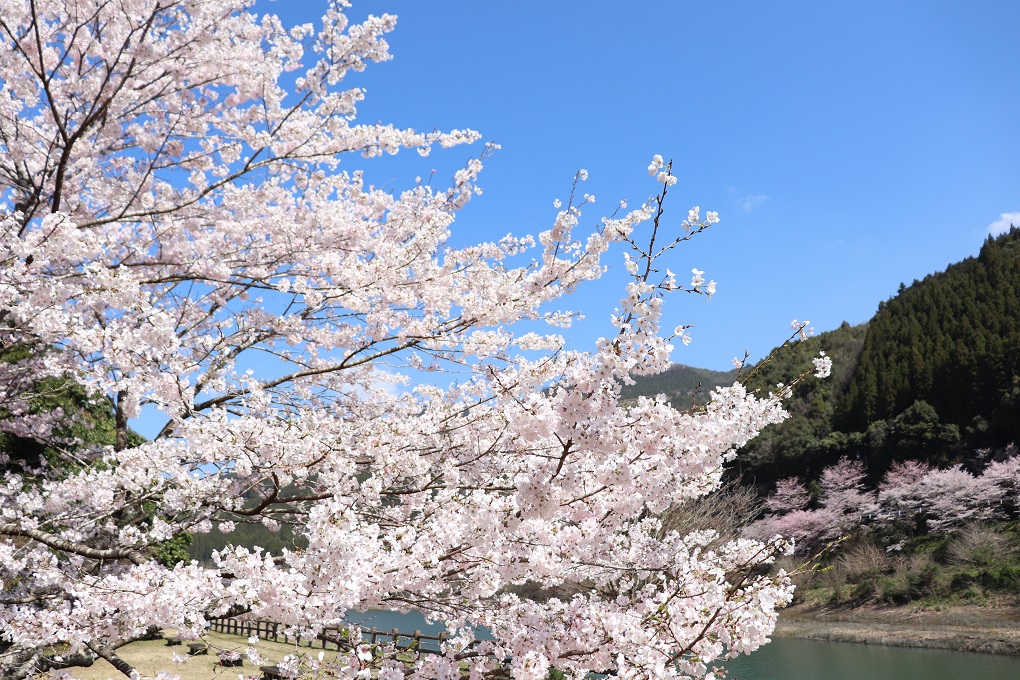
207 617 461 656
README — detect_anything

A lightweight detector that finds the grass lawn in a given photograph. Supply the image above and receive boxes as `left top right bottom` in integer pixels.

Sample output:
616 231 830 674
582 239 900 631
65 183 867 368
52 629 344 680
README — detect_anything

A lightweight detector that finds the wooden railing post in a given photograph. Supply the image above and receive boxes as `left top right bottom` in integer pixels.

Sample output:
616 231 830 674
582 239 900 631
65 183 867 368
204 617 461 658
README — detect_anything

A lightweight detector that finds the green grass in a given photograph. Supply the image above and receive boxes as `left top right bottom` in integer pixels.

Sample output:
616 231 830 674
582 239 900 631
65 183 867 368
51 629 343 680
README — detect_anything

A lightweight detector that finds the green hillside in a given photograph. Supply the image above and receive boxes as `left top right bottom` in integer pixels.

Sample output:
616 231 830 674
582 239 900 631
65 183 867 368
630 227 1020 490
840 229 1020 447
736 321 869 486
619 363 739 407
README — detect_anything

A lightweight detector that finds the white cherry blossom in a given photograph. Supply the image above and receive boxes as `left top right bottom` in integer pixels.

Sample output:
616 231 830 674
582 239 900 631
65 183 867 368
0 3 800 679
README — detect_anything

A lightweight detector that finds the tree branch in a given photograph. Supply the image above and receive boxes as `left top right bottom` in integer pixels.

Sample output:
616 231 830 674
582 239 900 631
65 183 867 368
0 524 146 565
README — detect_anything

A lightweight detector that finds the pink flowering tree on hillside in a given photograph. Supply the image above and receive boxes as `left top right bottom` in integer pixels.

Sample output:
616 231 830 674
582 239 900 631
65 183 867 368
746 508 840 555
878 459 1014 535
918 467 1005 534
983 445 1020 510
745 462 873 554
876 459 933 530
748 477 836 553
750 453 1020 556
818 457 878 536
765 477 811 516
0 2 828 679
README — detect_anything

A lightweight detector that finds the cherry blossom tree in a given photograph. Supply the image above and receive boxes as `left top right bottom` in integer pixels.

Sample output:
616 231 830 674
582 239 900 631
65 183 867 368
876 459 932 527
918 467 1004 534
816 457 876 538
0 2 807 679
880 459 1014 535
745 508 840 555
982 446 1020 509
764 477 811 516
747 459 878 553
746 477 825 554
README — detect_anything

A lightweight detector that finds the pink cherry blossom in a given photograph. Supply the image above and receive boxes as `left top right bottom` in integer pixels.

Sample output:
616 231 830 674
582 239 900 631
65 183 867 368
765 478 811 516
0 3 801 678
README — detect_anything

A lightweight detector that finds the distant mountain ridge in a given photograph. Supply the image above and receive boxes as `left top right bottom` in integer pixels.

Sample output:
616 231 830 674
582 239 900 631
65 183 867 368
619 363 738 407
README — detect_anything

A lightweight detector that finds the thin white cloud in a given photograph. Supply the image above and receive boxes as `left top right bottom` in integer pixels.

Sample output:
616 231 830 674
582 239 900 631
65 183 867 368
727 186 769 213
823 239 846 253
988 212 1020 236
738 193 769 212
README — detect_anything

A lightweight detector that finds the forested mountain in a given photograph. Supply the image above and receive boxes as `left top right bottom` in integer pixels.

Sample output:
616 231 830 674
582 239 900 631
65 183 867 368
736 322 868 486
839 229 1020 446
188 521 306 564
633 227 1020 491
619 363 738 407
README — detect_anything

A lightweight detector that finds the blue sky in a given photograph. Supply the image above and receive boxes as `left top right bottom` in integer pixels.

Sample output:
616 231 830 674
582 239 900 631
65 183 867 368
263 0 1020 371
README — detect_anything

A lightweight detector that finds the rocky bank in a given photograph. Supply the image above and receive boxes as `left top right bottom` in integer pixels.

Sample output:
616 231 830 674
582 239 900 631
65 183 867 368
774 602 1020 656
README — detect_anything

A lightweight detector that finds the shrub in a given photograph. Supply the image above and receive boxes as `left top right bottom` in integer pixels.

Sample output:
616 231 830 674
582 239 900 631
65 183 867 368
947 525 1014 568
877 573 913 604
838 541 890 580
979 565 1020 591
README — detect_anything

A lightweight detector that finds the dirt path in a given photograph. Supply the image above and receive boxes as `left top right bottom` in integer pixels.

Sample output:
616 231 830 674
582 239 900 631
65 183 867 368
775 602 1020 656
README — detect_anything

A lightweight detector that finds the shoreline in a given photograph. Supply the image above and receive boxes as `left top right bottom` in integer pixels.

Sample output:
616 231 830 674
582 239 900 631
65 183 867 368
773 602 1020 656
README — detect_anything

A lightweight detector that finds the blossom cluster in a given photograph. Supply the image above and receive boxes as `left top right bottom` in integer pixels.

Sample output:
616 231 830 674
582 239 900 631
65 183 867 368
748 450 1020 552
0 3 801 678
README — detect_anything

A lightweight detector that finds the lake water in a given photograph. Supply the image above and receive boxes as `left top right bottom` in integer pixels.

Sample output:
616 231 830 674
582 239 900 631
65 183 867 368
344 610 1020 679
724 637 1020 679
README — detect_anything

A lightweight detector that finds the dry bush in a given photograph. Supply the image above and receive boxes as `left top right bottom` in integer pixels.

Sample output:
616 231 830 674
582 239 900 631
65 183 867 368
837 541 890 579
658 480 763 545
876 553 937 604
948 525 1014 568
821 563 848 603
906 552 935 574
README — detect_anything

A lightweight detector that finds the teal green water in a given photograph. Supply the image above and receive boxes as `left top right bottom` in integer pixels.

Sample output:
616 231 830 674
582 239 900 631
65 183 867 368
345 610 1020 679
344 608 464 636
725 637 1020 680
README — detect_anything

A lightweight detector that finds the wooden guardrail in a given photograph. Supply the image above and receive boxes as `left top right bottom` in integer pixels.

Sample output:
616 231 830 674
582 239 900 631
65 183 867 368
207 617 471 656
